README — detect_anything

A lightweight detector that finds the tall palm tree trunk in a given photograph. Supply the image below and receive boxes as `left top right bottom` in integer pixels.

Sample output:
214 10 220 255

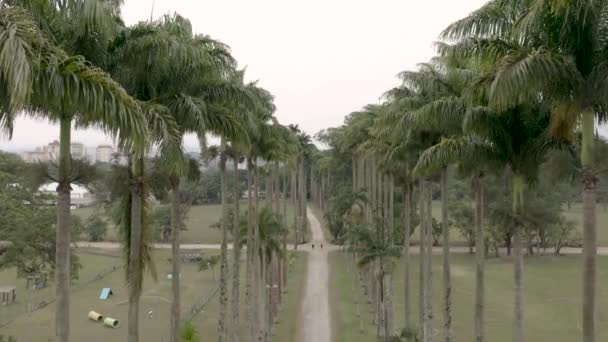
253 160 266 342
387 174 395 334
258 251 267 342
441 168 452 342
170 175 181 342
231 157 241 342
128 157 145 342
581 110 597 342
246 158 256 341
291 168 298 249
403 182 412 330
512 174 525 342
299 159 306 242
267 254 274 335
383 174 394 335
473 174 485 342
218 144 229 342
266 171 272 209
281 168 288 292
419 180 427 341
424 180 434 342
55 116 72 342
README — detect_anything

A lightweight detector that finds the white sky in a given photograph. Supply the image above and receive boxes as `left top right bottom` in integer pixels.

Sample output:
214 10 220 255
1 0 561 152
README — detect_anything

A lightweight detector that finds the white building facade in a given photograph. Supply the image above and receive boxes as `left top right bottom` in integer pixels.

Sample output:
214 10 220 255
95 145 114 163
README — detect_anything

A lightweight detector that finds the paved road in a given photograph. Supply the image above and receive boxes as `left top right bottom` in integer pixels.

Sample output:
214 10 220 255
296 207 331 342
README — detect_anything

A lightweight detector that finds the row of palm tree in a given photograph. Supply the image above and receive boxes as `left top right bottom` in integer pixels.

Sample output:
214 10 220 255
0 2 313 342
313 1 607 341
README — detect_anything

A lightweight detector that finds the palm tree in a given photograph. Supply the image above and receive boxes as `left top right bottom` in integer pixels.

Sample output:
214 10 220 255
352 218 401 342
230 147 243 342
0 5 147 341
415 102 565 342
289 125 316 246
386 58 486 341
256 205 288 340
370 115 420 332
241 86 276 341
442 2 608 339
108 15 247 342
218 138 230 342
338 108 388 330
379 71 447 340
245 121 298 340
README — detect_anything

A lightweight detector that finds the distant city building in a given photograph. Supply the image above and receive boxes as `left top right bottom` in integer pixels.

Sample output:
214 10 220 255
95 145 114 163
43 140 60 159
22 151 49 163
22 140 86 162
70 142 85 160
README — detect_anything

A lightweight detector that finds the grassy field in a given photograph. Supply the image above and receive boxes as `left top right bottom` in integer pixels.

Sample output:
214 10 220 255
272 252 308 341
329 252 608 342
0 248 306 342
74 201 299 244
81 199 608 246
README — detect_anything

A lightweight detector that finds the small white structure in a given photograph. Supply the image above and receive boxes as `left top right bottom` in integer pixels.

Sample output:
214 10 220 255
38 183 95 208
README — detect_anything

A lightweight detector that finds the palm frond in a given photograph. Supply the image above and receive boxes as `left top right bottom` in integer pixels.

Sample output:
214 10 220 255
490 48 582 111
440 0 516 40
0 7 41 113
413 136 497 176
411 96 466 134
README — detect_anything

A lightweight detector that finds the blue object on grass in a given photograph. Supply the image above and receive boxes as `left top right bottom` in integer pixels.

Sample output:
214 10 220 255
99 288 113 300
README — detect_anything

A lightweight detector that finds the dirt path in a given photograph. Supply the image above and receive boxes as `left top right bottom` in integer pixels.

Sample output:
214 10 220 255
296 207 332 342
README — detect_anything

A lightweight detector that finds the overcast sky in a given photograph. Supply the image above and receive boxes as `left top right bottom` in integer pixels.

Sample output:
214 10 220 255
0 0 526 152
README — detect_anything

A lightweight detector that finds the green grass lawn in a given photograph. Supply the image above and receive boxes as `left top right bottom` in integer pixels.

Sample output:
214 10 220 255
74 201 299 244
329 252 608 342
562 203 608 244
328 201 608 246
1 248 307 342
272 252 307 341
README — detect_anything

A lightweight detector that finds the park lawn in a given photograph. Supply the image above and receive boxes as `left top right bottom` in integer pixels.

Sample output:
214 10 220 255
329 252 608 342
329 252 377 342
1 248 306 341
562 203 608 245
410 201 608 246
73 204 227 243
74 201 299 244
179 250 306 342
272 252 307 341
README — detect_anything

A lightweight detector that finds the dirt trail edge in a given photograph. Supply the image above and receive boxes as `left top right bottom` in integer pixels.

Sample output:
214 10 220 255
297 207 332 342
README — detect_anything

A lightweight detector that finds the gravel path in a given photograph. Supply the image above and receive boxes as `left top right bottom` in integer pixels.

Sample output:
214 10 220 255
296 207 332 342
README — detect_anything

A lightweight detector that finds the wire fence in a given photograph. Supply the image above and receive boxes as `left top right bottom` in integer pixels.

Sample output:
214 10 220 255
183 284 220 322
0 262 123 329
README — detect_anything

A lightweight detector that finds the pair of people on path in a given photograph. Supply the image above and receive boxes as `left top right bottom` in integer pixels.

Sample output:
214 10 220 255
312 243 323 249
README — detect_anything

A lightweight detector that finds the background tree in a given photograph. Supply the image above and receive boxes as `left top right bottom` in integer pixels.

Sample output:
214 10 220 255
83 212 108 242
